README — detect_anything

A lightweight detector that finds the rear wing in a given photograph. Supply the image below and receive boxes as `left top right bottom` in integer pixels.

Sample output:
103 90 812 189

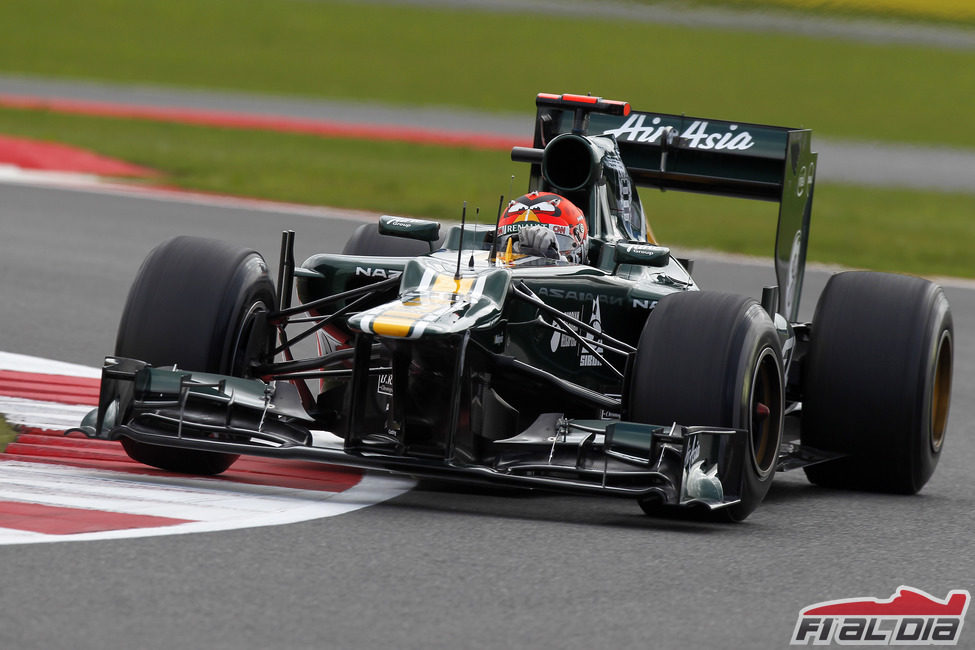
531 93 817 321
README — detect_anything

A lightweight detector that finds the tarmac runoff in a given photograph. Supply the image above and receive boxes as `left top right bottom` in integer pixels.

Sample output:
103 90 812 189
1 75 974 195
0 122 971 293
361 0 975 51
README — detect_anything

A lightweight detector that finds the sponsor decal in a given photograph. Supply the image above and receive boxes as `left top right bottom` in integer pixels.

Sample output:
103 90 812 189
355 266 402 280
384 216 424 228
550 309 581 352
602 148 633 219
599 394 621 420
545 298 604 368
620 243 667 257
535 287 623 306
579 298 604 367
602 115 754 151
791 586 971 646
783 230 803 319
499 222 570 237
377 372 393 396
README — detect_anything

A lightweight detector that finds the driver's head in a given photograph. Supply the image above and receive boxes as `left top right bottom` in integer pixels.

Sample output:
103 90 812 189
497 192 588 263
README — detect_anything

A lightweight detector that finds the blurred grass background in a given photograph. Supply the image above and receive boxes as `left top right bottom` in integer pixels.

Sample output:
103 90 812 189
0 0 971 147
0 0 971 276
0 415 18 453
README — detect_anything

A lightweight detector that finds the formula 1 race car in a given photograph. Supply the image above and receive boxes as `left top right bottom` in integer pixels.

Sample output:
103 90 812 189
72 93 954 522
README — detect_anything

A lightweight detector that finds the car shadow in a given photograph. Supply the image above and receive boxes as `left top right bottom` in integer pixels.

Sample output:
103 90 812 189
378 478 742 534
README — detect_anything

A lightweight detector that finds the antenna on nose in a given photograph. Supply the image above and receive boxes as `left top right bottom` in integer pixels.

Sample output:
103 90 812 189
455 201 467 280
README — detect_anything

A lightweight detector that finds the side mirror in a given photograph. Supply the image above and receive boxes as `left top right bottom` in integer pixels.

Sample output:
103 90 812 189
378 215 441 243
613 242 671 268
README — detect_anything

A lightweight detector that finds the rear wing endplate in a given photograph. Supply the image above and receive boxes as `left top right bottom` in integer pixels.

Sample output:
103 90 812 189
533 95 817 321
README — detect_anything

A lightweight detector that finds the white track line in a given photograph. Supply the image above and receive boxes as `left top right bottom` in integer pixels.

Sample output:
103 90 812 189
0 460 414 545
0 396 92 430
0 352 415 545
0 350 102 378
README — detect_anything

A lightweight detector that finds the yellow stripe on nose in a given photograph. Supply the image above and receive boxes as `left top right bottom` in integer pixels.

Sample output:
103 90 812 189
431 275 474 294
370 317 415 338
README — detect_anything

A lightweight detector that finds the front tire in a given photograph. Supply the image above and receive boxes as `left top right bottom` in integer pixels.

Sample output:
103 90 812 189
801 271 953 493
628 292 785 522
115 236 276 475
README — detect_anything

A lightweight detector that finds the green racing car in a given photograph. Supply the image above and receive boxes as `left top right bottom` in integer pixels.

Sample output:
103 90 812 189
72 93 954 522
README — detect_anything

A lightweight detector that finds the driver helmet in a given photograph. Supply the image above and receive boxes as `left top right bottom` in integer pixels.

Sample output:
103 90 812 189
497 192 588 263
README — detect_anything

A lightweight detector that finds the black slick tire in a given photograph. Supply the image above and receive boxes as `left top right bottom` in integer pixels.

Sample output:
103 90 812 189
628 292 785 522
801 271 953 494
115 236 276 475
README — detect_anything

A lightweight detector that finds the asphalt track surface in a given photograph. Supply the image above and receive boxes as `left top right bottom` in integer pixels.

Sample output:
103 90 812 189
1 180 974 649
368 0 975 50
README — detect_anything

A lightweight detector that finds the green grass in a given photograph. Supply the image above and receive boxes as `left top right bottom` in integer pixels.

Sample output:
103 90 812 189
1 106 971 278
648 185 975 277
0 415 18 453
0 106 521 224
0 0 973 148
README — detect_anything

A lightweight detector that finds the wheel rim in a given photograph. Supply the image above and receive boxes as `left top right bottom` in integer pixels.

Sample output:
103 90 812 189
230 300 271 377
930 330 952 452
749 347 782 478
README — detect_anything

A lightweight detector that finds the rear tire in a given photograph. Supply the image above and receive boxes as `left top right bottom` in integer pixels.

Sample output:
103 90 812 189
629 292 784 522
801 271 953 493
115 236 276 475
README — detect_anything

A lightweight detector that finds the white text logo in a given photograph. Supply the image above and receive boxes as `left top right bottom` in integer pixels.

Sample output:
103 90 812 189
602 114 754 151
791 586 970 646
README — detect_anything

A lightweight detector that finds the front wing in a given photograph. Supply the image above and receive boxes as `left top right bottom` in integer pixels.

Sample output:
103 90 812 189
72 357 755 510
